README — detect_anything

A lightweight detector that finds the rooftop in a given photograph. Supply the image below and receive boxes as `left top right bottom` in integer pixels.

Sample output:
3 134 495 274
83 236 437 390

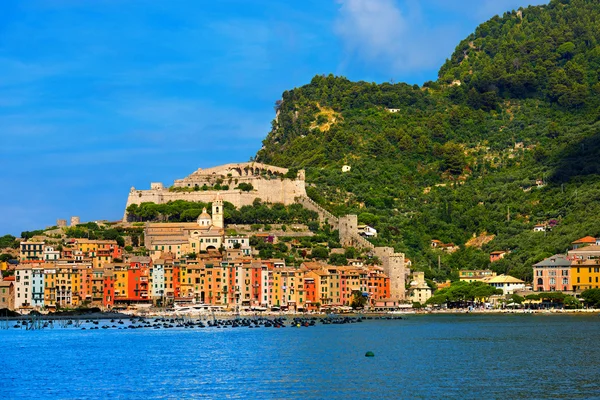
486 274 524 284
572 236 597 244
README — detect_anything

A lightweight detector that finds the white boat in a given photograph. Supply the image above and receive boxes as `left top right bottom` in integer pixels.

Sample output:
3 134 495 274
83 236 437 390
173 304 226 314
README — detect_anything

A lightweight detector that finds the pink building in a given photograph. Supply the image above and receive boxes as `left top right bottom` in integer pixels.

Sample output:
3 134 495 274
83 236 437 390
532 254 572 292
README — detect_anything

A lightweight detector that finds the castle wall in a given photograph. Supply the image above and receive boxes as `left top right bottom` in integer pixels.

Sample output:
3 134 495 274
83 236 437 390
123 176 306 221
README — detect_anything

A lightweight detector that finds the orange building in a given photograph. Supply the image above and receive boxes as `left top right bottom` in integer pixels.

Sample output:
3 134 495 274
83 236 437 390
128 257 150 302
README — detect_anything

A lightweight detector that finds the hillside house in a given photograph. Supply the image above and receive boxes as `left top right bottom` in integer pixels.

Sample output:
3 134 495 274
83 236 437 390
489 250 508 263
533 224 546 232
358 225 377 238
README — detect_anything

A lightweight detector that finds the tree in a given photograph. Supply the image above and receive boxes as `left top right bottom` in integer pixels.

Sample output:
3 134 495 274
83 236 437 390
581 289 600 307
350 290 367 309
438 142 467 175
563 295 581 309
311 246 329 260
344 247 357 259
329 253 347 266
0 235 17 249
236 183 254 192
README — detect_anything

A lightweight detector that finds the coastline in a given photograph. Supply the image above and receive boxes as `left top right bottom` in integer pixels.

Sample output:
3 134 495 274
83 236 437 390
3 307 599 321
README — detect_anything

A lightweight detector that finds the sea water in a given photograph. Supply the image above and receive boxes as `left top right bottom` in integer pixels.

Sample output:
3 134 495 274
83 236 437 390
4 314 600 399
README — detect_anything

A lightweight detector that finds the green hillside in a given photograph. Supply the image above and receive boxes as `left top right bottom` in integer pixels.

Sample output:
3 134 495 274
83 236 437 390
256 0 600 282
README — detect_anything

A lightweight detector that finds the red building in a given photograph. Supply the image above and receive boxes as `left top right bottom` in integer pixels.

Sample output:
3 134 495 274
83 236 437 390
304 278 317 310
103 271 115 308
127 257 151 302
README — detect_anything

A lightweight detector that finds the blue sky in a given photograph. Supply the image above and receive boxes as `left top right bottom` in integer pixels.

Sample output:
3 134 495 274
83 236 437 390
0 0 547 235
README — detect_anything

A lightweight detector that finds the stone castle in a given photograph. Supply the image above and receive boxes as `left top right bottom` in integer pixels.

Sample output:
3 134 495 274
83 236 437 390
123 162 307 221
123 161 408 300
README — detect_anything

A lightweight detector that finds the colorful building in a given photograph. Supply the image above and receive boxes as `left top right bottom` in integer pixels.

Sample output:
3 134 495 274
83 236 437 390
20 241 44 261
533 254 571 292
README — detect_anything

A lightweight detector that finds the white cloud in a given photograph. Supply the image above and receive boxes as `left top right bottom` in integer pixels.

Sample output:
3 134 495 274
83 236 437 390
334 0 406 60
333 0 549 75
333 0 459 73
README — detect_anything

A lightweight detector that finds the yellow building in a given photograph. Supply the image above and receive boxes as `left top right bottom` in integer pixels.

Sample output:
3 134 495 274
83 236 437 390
113 263 129 302
43 264 78 308
272 269 282 307
305 269 330 305
326 267 341 305
571 260 600 291
279 268 304 309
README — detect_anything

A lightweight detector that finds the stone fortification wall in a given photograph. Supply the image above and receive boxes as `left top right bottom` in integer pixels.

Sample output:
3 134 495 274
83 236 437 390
174 162 293 188
295 196 339 229
338 214 407 300
123 166 306 221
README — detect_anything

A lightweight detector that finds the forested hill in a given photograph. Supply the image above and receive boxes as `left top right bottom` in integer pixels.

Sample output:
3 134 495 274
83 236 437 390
255 0 600 282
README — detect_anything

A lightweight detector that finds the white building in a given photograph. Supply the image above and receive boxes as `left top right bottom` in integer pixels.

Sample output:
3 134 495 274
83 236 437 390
225 236 251 255
261 267 271 307
358 225 377 238
14 266 32 309
151 260 166 300
43 246 60 261
486 274 525 294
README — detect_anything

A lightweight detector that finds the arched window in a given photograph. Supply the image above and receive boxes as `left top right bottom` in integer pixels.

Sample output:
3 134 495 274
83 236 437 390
537 278 543 285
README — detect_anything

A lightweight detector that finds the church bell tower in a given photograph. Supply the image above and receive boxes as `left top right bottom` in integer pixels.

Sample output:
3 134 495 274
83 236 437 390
212 194 224 229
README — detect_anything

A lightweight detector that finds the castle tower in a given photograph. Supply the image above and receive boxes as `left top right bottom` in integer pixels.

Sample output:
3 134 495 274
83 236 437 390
212 194 224 229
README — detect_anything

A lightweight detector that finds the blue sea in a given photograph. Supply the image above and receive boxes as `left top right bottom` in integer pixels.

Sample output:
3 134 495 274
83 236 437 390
4 314 600 399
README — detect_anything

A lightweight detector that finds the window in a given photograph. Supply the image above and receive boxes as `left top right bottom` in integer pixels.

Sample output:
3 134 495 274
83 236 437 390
562 278 568 285
549 278 555 285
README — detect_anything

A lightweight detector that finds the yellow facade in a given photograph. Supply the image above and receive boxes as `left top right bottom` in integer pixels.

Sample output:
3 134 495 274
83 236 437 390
272 270 282 306
571 262 600 291
114 265 129 300
44 268 57 308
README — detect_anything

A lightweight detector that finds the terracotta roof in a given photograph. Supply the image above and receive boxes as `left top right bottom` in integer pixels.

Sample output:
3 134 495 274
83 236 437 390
572 236 597 244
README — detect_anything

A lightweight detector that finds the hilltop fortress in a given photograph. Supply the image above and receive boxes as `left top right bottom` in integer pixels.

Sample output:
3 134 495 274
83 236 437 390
123 162 307 221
